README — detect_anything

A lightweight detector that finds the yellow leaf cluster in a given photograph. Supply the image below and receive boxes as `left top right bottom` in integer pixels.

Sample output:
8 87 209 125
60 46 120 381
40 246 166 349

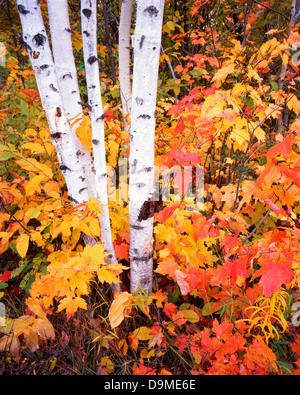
29 244 125 317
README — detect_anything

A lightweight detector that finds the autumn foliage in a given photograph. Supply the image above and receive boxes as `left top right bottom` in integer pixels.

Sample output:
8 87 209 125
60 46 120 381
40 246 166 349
1 0 300 375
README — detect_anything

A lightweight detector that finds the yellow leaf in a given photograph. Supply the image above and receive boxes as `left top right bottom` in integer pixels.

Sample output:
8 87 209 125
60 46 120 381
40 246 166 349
16 158 53 178
182 309 200 323
86 216 101 237
78 220 91 237
11 315 34 336
212 62 235 82
100 356 114 373
287 95 300 114
26 299 46 318
26 174 45 196
56 296 87 315
22 142 45 154
107 140 119 167
76 115 92 150
16 233 29 258
24 128 37 137
97 267 121 284
133 326 153 341
254 126 266 142
60 220 72 238
108 292 133 328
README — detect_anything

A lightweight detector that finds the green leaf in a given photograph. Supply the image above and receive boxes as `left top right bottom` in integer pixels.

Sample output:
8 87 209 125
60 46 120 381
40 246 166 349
111 87 119 99
202 302 214 316
20 99 29 117
11 261 29 279
0 151 14 160
25 275 36 294
26 207 41 219
0 283 8 290
271 81 278 91
190 68 204 78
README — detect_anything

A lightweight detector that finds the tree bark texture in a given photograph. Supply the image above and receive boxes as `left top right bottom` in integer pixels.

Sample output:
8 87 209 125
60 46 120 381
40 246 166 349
129 0 165 294
119 0 133 121
16 0 90 207
81 0 120 286
47 0 96 197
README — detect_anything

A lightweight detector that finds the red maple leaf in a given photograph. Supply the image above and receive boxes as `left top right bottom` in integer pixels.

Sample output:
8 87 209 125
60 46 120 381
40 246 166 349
154 202 181 223
0 271 12 282
252 259 294 297
114 242 129 260
266 136 294 160
163 302 177 318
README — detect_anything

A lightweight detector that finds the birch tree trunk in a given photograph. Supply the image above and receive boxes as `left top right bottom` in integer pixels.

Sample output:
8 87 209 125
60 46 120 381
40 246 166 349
119 0 133 123
129 0 165 294
277 0 300 134
47 0 96 197
16 0 90 207
81 0 120 289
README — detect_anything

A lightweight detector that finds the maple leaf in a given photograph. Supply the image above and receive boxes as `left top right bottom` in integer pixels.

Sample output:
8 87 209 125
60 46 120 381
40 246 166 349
215 334 246 360
211 257 250 287
244 336 278 374
155 260 180 278
175 334 190 350
0 271 12 282
97 267 121 285
172 310 187 326
154 202 181 223
163 302 177 318
252 259 294 297
174 270 190 295
266 136 294 160
76 115 92 150
279 166 300 189
56 296 88 316
212 319 233 340
114 242 129 260
212 62 235 83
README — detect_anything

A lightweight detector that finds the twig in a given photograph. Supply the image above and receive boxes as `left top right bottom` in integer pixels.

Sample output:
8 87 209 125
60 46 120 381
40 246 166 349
251 0 290 22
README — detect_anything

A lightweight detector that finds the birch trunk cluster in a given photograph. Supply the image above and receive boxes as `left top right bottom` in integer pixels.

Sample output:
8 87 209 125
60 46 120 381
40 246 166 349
16 0 165 295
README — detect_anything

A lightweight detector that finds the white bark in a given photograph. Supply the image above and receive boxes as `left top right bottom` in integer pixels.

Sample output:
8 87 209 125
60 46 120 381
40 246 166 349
47 0 96 197
81 0 120 285
16 0 90 206
129 0 165 294
277 0 300 134
119 0 133 121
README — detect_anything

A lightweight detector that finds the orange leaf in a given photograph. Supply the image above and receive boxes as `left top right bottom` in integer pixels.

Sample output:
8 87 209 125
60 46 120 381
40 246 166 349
108 292 133 328
155 260 180 278
16 233 29 258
